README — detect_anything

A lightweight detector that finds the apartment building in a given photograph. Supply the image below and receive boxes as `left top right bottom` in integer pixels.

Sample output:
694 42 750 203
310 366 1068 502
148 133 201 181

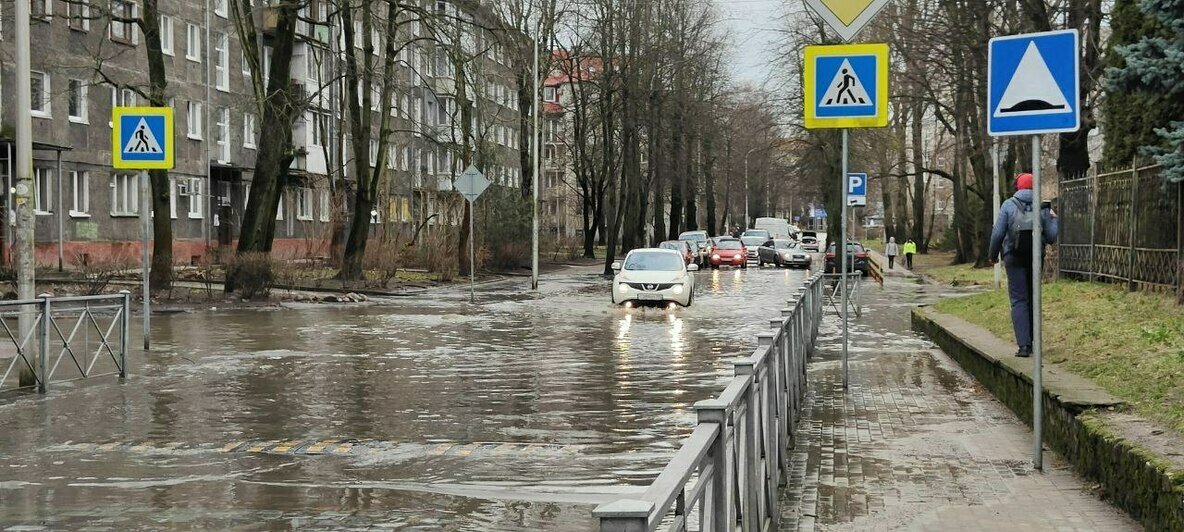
0 0 522 268
539 50 595 238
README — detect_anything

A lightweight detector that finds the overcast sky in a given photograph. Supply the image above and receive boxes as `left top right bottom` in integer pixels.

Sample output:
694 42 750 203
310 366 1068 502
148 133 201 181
715 0 794 87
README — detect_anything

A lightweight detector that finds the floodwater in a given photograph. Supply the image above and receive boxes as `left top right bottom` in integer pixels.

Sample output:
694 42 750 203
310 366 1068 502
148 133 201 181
0 265 811 530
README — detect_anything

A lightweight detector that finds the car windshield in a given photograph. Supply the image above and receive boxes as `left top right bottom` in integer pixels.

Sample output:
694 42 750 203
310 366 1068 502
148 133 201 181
828 243 865 253
716 240 742 250
742 230 770 239
623 252 685 271
679 232 707 242
659 242 682 251
802 237 816 242
740 236 766 246
774 240 793 249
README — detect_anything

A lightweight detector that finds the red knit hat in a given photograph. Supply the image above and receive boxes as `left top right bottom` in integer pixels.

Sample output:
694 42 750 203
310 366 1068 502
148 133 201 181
1016 173 1033 190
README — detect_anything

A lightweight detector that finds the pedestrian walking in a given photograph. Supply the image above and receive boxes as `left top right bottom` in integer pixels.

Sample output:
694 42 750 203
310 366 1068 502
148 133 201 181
903 239 917 269
884 237 899 269
988 172 1059 358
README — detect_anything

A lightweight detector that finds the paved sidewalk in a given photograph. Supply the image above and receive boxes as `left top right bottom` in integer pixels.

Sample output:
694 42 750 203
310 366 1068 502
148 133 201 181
778 273 1137 531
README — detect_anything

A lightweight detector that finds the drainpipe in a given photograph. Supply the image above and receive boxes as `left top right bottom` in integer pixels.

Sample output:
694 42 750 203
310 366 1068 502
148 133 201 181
56 152 63 271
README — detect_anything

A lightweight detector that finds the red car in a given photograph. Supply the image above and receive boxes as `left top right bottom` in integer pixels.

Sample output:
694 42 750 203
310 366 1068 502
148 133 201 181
709 239 748 269
659 240 696 265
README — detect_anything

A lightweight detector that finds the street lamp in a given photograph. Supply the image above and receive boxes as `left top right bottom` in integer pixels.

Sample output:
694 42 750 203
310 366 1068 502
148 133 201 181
743 146 762 230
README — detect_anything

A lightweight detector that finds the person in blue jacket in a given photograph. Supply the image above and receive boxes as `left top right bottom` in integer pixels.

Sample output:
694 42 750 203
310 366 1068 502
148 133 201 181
988 172 1059 358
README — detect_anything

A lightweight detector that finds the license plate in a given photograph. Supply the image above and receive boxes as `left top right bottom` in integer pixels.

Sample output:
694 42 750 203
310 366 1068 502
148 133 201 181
638 292 663 301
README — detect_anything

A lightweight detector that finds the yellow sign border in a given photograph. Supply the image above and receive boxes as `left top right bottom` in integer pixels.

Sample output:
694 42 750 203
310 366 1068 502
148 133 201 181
112 106 175 170
803 43 889 129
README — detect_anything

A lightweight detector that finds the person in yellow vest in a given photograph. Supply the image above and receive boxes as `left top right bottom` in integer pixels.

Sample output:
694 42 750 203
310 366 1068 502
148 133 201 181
902 239 917 269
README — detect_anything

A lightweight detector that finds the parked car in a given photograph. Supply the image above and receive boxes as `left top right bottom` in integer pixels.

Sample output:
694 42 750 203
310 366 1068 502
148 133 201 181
658 240 696 265
800 235 820 252
678 230 711 264
739 235 767 263
611 248 698 307
758 239 812 268
824 241 869 275
709 239 748 269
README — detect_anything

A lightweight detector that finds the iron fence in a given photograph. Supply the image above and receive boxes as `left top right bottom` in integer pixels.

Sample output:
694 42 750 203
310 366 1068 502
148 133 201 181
1057 164 1180 292
0 292 130 393
593 272 824 531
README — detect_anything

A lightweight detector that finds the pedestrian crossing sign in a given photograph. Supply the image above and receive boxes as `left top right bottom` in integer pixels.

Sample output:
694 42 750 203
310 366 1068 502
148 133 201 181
803 43 889 129
112 107 174 169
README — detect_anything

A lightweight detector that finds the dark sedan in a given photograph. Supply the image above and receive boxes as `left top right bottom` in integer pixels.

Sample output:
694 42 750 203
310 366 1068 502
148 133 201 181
758 239 812 268
823 241 869 275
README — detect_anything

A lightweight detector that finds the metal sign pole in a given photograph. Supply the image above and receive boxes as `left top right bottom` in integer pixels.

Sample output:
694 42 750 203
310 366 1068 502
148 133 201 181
993 141 1002 289
1031 135 1043 469
840 128 849 390
469 197 476 304
141 169 151 350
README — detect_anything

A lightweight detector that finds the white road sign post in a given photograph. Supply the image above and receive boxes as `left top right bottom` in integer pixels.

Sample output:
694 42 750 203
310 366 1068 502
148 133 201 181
455 165 491 303
988 29 1080 470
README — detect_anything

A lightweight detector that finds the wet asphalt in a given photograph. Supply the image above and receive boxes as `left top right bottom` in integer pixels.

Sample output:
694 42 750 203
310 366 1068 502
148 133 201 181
0 264 813 530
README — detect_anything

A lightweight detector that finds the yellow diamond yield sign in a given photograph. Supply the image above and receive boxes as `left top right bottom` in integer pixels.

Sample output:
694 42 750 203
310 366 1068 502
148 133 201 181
803 0 891 42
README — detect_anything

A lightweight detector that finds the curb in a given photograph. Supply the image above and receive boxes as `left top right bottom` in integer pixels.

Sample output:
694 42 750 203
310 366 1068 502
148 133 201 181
912 306 1184 531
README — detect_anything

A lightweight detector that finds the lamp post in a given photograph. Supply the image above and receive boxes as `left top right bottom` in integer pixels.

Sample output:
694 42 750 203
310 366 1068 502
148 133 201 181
530 4 541 291
743 147 760 230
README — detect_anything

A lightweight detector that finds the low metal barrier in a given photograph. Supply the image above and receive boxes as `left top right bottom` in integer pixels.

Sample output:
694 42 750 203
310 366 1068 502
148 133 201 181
0 292 130 393
823 272 863 318
593 272 825 531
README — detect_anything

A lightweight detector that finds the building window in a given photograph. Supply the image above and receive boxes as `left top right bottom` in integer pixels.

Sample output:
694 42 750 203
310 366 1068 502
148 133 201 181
188 178 203 218
276 193 284 220
544 86 557 102
32 0 51 20
68 0 90 31
214 0 227 17
296 187 313 220
160 15 174 56
243 114 257 149
318 190 330 222
34 168 53 214
68 80 88 123
110 0 136 43
186 23 201 62
216 108 230 162
70 171 90 216
369 139 379 167
308 113 326 147
387 144 397 169
214 32 229 91
187 101 203 140
30 71 50 117
109 87 136 127
242 50 251 78
168 177 178 219
111 173 139 216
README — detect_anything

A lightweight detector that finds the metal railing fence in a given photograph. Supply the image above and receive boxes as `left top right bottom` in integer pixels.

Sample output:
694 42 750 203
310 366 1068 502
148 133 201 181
0 292 130 393
593 271 824 532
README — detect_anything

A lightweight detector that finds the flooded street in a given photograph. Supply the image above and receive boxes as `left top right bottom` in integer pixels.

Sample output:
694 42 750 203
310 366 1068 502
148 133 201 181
1 265 810 530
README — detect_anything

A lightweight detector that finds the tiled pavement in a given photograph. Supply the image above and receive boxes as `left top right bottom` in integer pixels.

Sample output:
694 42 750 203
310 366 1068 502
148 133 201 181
778 275 1138 531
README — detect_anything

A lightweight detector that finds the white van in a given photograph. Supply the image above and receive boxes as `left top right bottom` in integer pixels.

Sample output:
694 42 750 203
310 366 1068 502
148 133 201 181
754 217 793 239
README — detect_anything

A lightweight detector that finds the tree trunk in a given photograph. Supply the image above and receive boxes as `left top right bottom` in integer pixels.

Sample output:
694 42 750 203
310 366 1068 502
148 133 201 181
140 0 172 291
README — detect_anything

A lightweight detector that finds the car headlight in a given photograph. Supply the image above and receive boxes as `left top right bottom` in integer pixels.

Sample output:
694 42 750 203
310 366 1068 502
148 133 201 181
734 254 743 259
712 254 720 260
672 284 683 294
617 283 629 293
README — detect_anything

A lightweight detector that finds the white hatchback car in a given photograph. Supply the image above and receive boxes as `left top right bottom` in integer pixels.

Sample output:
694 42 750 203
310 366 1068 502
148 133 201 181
611 248 699 307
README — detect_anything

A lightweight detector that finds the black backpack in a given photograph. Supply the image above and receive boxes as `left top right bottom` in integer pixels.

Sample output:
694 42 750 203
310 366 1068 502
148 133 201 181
1007 198 1034 261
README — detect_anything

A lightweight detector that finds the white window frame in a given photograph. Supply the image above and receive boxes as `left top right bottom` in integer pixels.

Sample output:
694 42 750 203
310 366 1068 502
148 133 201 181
243 113 257 149
216 107 230 162
187 101 203 140
214 32 229 91
68 79 88 124
369 139 379 167
110 173 139 216
544 86 557 102
110 0 137 43
159 15 174 56
318 189 330 222
34 168 53 215
30 71 50 118
296 187 313 220
70 171 90 217
214 0 227 17
275 192 284 220
169 176 178 219
186 23 202 63
68 0 90 31
187 178 203 219
32 0 52 20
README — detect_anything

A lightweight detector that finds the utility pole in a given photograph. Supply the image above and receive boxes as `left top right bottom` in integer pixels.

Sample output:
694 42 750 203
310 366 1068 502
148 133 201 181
743 147 760 230
16 0 37 387
530 8 540 291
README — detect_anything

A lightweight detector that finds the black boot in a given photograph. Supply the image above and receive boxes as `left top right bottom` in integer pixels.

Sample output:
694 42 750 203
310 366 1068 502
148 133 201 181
1016 346 1032 358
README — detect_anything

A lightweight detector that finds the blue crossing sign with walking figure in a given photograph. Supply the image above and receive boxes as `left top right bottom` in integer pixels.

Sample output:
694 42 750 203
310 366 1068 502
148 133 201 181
987 29 1080 136
112 107 174 169
804 43 889 129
